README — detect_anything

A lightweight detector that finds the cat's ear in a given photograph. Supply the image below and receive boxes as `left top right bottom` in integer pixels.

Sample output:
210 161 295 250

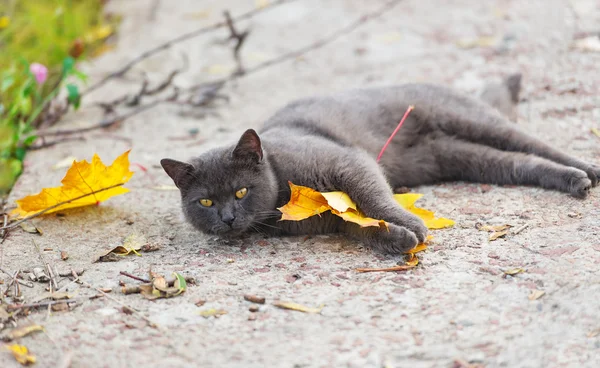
160 158 196 189
232 129 263 163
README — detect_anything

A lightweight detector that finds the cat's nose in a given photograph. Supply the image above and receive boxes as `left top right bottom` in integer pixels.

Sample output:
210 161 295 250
222 215 235 227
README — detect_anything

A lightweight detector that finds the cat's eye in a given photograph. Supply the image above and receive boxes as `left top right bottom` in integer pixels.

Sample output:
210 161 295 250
235 187 248 199
199 199 213 207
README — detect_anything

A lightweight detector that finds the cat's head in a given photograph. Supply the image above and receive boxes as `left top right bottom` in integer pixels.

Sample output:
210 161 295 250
161 129 278 236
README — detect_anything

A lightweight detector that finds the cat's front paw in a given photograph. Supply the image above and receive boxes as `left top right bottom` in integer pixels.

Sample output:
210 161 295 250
587 164 600 187
393 214 428 244
366 223 419 254
567 169 592 198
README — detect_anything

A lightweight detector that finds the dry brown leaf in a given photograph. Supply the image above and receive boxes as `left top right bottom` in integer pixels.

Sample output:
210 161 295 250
504 268 525 276
476 223 512 232
198 309 227 318
587 328 600 338
489 230 509 241
273 301 324 314
93 234 143 262
1 324 44 341
244 294 266 304
528 290 545 301
6 344 36 365
19 222 42 235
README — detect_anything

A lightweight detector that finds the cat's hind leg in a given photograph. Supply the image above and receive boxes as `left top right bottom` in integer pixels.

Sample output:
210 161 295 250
439 114 599 187
434 138 593 198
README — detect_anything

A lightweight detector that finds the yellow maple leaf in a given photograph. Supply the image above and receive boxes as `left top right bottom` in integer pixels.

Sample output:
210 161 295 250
393 193 455 229
11 151 133 218
278 183 454 230
6 344 36 365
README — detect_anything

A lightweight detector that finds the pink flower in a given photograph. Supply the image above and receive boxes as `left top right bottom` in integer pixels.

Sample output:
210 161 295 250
29 63 48 85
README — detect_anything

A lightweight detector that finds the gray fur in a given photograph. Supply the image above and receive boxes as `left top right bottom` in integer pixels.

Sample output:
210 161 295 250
161 80 599 254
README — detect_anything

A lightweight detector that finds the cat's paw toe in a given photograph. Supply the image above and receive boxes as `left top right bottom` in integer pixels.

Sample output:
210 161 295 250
569 171 592 199
587 164 600 187
368 224 419 254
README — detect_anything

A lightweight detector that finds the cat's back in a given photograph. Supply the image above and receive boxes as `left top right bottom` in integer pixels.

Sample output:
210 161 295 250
260 83 498 155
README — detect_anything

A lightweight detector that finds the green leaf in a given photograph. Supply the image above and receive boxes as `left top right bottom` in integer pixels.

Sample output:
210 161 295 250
172 272 187 295
19 97 32 115
22 135 38 147
66 83 81 109
15 146 26 161
63 57 75 74
73 69 88 84
1 75 15 92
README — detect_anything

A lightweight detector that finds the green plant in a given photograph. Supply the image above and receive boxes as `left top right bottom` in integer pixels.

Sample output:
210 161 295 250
0 0 117 194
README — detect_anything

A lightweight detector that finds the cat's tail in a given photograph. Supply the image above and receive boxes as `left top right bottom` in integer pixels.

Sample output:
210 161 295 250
479 73 522 122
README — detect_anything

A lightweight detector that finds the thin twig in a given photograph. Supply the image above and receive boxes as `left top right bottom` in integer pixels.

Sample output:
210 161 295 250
6 299 81 311
83 0 294 95
223 10 250 75
33 240 59 291
376 105 414 162
80 280 158 329
0 182 126 230
34 0 401 139
119 271 151 283
0 267 34 288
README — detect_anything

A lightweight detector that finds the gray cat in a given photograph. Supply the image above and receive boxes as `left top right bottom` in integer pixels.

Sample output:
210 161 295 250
161 77 599 254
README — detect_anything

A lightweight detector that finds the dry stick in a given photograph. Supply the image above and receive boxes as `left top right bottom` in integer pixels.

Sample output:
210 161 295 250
355 264 416 273
0 182 125 230
83 0 295 96
35 0 402 138
80 280 158 329
223 10 250 75
33 240 59 291
188 0 404 92
0 267 34 288
119 271 151 283
5 299 80 311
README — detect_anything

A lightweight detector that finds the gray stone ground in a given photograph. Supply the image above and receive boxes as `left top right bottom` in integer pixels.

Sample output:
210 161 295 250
2 0 600 367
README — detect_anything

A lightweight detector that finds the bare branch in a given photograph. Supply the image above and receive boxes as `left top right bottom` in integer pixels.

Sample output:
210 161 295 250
83 0 295 95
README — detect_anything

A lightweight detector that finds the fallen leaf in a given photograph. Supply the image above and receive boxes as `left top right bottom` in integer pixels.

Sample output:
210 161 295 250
489 230 509 241
476 223 512 232
405 253 419 267
278 183 330 221
394 193 455 229
504 268 525 276
60 250 69 260
90 43 116 58
528 290 545 300
573 36 600 52
198 309 227 318
456 36 498 49
592 127 600 138
1 324 43 341
12 151 134 218
279 183 453 230
5 344 36 365
355 264 416 273
52 156 77 170
273 301 324 314
139 272 186 300
255 0 269 9
587 328 600 338
19 222 42 235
